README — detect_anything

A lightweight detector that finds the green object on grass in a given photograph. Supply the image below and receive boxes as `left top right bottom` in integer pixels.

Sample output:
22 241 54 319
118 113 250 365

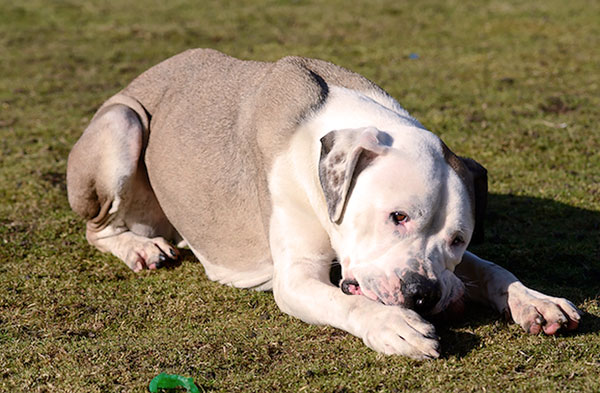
148 373 200 393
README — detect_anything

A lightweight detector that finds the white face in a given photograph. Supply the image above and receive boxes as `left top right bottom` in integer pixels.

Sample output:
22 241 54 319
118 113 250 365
332 147 473 315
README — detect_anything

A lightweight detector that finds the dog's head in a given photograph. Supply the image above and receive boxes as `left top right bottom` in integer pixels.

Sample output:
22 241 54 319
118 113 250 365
319 126 487 315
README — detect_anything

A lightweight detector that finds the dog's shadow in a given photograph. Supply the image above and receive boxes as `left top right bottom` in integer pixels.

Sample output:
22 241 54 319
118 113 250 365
475 193 599 306
436 304 600 359
444 193 600 358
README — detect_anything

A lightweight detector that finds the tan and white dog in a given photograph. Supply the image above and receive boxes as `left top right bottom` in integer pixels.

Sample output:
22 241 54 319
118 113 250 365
67 49 580 359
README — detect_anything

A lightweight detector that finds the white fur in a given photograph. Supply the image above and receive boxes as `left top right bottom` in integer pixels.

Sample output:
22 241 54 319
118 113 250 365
267 86 580 358
267 86 455 358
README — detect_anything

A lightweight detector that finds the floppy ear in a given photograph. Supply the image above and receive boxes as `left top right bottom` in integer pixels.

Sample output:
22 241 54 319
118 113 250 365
459 156 488 245
319 127 390 223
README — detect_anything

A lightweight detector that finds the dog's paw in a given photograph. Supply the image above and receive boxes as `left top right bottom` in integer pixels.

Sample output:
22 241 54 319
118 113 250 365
124 236 179 272
360 305 440 359
506 282 581 335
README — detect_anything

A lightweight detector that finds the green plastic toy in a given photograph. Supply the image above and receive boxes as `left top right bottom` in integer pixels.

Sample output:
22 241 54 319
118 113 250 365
148 373 200 393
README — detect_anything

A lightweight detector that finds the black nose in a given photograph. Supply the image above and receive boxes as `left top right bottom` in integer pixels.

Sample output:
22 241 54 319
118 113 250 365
401 272 441 314
340 279 360 295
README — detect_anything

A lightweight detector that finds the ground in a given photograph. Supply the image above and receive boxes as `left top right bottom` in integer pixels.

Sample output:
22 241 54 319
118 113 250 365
1 0 599 392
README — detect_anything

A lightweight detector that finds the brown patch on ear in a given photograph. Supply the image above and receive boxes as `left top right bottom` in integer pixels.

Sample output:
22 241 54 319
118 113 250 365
442 143 488 245
319 129 383 223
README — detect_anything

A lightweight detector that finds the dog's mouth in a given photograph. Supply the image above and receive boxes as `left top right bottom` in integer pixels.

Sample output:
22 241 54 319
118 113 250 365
340 277 402 306
340 276 466 322
341 278 363 296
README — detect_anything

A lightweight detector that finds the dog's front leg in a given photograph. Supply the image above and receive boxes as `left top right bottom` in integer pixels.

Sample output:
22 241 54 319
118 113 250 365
269 210 440 359
456 251 581 335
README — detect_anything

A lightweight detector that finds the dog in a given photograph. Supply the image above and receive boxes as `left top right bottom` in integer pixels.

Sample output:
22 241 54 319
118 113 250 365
67 49 580 359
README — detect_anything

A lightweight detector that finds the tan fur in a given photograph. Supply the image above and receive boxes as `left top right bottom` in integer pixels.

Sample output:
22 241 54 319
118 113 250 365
68 48 391 277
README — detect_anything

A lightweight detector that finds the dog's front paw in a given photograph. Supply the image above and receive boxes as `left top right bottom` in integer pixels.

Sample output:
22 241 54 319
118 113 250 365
360 306 440 359
507 282 581 335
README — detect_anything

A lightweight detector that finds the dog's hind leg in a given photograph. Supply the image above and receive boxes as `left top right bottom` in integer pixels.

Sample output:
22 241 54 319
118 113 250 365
67 101 180 272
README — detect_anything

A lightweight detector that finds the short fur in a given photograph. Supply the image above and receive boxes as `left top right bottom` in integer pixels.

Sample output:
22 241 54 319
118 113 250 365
67 49 581 359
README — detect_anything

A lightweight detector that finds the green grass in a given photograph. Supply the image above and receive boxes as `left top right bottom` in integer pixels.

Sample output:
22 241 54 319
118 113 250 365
1 0 599 391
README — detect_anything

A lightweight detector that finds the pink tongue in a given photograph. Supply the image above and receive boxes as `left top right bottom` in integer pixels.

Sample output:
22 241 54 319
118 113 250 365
348 284 363 296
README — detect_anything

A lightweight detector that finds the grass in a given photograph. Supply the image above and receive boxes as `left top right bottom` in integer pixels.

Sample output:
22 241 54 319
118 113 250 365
1 0 599 391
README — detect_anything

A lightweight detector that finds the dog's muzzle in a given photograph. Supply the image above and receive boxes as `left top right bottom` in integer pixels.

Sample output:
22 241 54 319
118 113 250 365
341 271 442 314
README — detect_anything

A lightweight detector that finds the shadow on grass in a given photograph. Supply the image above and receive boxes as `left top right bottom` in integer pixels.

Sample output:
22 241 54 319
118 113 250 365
436 304 600 359
473 193 599 302
178 248 199 264
441 193 600 358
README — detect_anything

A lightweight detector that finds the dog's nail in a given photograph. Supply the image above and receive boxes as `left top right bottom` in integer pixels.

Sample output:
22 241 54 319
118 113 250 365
528 323 542 335
427 347 441 359
425 333 439 340
543 322 561 335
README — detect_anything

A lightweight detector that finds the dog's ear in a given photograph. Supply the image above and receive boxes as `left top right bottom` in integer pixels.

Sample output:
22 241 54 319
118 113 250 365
459 156 488 245
319 127 390 223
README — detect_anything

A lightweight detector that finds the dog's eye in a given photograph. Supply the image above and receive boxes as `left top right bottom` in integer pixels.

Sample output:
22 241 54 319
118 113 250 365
451 236 465 247
390 211 408 225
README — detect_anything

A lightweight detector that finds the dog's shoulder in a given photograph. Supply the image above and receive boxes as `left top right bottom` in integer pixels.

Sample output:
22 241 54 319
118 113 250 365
252 54 398 164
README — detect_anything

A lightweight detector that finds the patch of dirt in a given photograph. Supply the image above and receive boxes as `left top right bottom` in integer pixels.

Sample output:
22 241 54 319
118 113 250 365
539 96 576 114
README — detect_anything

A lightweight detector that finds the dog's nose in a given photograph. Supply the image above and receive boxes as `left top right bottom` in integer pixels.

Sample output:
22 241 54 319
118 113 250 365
401 272 441 314
340 278 361 295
